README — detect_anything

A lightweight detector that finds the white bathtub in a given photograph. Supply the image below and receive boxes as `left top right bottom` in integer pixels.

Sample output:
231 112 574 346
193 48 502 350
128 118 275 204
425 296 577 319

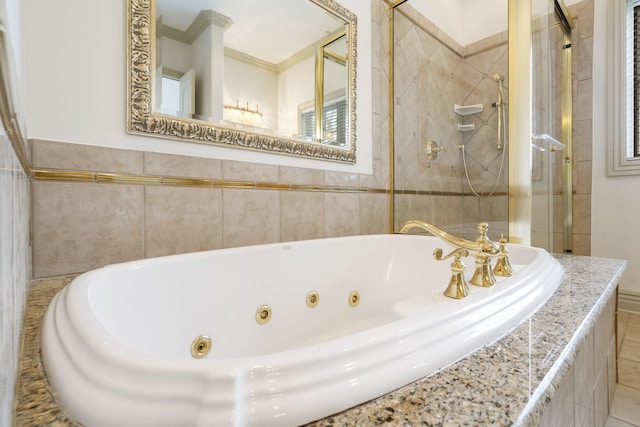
41 234 563 427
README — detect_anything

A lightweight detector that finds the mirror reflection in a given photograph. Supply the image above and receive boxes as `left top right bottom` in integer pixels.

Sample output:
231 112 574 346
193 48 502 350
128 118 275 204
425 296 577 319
151 0 355 153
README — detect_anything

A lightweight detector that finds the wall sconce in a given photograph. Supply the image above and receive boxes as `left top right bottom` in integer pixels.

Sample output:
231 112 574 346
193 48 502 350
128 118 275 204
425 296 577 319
224 100 262 117
223 100 263 126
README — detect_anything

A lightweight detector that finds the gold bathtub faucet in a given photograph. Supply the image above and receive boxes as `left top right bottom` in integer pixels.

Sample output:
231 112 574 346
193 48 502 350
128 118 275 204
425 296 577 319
399 220 507 292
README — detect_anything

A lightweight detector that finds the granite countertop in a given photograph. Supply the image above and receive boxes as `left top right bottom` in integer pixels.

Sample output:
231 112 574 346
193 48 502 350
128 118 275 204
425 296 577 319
14 254 626 426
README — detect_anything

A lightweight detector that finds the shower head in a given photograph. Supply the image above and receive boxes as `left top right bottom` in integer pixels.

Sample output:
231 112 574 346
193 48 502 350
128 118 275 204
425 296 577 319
492 74 505 82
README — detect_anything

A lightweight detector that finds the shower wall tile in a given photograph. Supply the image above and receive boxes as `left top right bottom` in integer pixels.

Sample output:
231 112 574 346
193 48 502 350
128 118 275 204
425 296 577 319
576 161 592 195
573 233 592 257
573 194 591 235
577 37 594 81
280 191 326 242
575 119 593 162
144 186 223 258
144 152 222 179
32 139 142 173
221 188 281 248
32 181 144 277
576 79 593 123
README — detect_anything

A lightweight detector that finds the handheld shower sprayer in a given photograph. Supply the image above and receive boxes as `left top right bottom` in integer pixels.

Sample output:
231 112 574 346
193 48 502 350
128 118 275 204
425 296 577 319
492 74 506 151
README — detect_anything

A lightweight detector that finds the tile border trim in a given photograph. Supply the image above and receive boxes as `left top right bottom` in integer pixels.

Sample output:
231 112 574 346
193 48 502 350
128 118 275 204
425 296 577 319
31 168 388 194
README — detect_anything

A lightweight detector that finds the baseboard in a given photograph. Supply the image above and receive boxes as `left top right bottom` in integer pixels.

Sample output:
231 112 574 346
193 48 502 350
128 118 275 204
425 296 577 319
619 290 640 314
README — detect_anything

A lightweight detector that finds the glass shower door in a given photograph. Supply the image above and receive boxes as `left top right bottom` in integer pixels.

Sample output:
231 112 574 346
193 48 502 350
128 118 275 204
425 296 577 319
530 0 573 253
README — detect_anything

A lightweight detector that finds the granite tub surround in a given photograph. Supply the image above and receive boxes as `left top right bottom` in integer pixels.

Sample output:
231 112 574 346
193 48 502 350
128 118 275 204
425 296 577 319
15 254 624 426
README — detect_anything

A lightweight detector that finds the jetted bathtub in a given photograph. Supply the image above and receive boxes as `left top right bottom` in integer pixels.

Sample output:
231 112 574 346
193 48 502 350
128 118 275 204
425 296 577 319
41 234 564 427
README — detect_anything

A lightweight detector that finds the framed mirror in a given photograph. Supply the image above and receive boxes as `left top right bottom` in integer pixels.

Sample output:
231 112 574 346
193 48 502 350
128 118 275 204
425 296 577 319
127 0 357 163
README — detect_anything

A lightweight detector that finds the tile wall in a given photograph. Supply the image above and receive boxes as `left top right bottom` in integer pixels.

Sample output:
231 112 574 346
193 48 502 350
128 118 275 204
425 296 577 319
392 3 509 239
0 133 31 425
30 140 390 278
569 0 594 256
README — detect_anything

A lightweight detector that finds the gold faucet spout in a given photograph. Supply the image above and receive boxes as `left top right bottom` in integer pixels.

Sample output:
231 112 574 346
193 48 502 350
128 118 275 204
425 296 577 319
399 220 499 255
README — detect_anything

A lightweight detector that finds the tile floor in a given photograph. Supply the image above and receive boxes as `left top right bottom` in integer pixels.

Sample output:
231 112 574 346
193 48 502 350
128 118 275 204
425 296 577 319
607 311 640 426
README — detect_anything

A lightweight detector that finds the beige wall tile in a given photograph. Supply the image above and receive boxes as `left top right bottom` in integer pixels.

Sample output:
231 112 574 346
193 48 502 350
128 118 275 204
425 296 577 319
577 36 594 82
279 166 324 186
222 160 279 182
576 79 593 122
144 152 222 179
324 192 359 237
539 365 575 427
574 330 595 421
575 120 593 161
576 161 592 195
573 233 592 256
593 362 608 427
608 340 617 409
619 311 630 353
32 181 144 277
573 194 591 235
32 139 142 173
594 295 616 370
280 191 325 242
144 186 222 258
359 193 389 235
222 188 280 248
324 171 360 187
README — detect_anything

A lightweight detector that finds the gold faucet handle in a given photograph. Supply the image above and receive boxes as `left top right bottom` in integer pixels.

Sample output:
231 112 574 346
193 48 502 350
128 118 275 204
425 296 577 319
434 247 469 264
435 248 471 299
493 234 514 277
475 222 499 255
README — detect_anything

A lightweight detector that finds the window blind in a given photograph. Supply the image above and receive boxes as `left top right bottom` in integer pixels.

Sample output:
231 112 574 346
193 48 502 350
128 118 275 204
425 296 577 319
299 98 347 146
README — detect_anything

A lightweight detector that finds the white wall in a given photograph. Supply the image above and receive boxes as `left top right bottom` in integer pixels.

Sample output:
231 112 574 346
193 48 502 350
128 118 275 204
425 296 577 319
22 0 372 173
278 56 315 136
224 56 279 132
410 0 507 45
592 0 639 293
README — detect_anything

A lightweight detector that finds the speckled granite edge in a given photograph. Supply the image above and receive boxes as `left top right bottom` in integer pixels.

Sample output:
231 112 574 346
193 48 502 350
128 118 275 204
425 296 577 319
13 255 627 426
14 275 81 427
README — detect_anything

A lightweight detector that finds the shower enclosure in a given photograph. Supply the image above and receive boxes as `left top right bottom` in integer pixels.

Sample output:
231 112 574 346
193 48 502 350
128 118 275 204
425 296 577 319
390 0 573 251
530 0 574 253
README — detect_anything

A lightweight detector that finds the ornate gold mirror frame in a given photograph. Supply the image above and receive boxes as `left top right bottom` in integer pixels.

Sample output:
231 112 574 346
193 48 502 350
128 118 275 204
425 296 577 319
127 0 357 163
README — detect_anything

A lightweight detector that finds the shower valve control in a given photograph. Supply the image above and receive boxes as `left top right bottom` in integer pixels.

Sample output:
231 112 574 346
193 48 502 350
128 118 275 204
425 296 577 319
425 140 444 161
